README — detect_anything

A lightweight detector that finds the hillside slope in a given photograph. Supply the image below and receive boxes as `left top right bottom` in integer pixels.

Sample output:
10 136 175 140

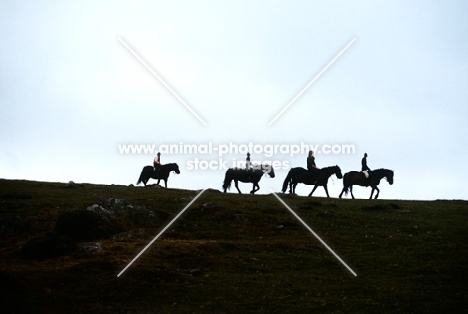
1 179 467 313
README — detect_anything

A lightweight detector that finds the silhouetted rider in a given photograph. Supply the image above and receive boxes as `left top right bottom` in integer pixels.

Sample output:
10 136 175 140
153 152 161 175
307 150 320 172
361 153 371 171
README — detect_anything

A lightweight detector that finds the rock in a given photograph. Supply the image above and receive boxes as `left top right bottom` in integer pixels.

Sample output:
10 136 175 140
87 198 159 227
55 210 122 242
82 242 102 252
202 203 212 209
197 202 216 213
113 228 146 241
21 232 77 260
179 196 194 201
87 204 115 219
126 206 158 226
190 268 203 276
63 181 84 188
275 222 299 229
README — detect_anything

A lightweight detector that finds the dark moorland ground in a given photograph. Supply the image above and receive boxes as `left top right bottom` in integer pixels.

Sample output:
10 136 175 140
0 178 467 313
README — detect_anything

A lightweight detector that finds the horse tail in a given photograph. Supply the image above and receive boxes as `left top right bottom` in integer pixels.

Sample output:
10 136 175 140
136 173 143 185
222 169 232 192
343 185 350 196
282 169 293 193
342 173 350 196
136 167 147 185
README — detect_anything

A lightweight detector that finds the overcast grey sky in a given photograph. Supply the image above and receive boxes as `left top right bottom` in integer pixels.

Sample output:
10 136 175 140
1 1 467 200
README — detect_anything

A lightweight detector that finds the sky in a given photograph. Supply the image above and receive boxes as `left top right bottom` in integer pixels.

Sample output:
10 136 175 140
1 1 467 200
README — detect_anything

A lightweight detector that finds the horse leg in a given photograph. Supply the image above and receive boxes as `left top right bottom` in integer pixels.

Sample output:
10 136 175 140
234 180 242 194
250 183 259 194
339 185 346 198
164 179 168 188
308 185 319 197
374 186 380 199
350 185 355 199
255 183 260 194
369 185 378 199
323 185 330 198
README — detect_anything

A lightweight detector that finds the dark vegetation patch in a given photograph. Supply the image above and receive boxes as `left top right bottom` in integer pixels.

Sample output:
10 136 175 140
2 192 33 200
0 215 28 238
360 202 402 211
20 232 77 259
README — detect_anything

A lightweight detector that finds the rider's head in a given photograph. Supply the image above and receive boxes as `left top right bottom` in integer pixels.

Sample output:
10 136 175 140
364 153 367 157
309 150 314 156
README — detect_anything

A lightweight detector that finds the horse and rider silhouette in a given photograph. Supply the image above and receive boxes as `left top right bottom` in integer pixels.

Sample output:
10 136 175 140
137 162 180 188
339 168 394 199
281 150 342 197
222 163 275 194
338 153 394 199
282 165 343 197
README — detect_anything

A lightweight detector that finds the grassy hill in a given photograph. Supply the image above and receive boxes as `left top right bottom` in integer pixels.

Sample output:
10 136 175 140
0 179 467 313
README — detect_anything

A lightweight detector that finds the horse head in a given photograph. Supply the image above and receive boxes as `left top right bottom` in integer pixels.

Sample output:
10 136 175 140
372 168 393 185
263 164 275 178
386 169 394 185
334 165 343 179
171 163 181 174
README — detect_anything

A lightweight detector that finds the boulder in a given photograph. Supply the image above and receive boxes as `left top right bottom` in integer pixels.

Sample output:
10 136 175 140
87 198 159 227
55 210 122 242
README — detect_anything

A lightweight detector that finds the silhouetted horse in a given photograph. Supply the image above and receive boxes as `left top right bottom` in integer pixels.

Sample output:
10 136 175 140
137 163 180 188
339 168 394 199
222 164 275 194
282 165 343 197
